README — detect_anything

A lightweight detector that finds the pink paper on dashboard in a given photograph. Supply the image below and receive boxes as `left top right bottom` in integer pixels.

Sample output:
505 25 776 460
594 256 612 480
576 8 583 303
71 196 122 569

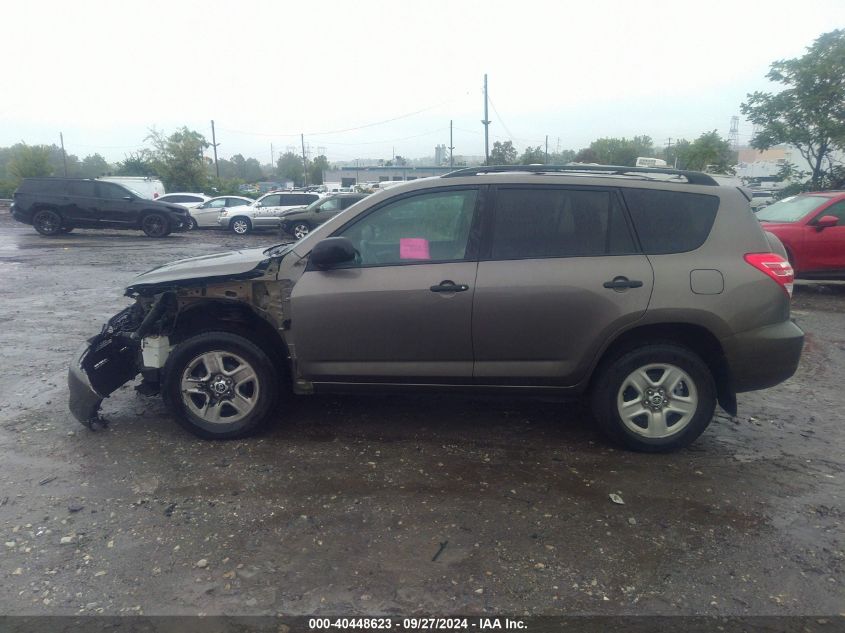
399 238 430 260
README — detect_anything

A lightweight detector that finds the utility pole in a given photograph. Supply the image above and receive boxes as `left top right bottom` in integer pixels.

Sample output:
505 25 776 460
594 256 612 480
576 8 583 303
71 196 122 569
301 133 308 187
482 74 490 165
59 132 68 177
210 120 220 179
545 135 549 164
270 143 275 167
449 120 455 169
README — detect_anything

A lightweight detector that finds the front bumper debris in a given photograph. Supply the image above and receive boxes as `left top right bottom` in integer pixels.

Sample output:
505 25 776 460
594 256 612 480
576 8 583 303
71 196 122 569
68 344 108 428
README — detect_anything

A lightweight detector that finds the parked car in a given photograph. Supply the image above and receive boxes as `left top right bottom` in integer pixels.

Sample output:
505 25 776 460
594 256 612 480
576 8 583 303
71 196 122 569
68 165 803 452
189 196 255 229
10 178 192 237
218 192 320 234
156 193 211 209
756 191 845 278
279 193 368 239
98 176 165 200
749 190 775 211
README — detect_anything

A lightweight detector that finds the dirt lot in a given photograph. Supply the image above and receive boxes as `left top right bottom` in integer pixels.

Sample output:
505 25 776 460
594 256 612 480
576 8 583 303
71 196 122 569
0 213 842 617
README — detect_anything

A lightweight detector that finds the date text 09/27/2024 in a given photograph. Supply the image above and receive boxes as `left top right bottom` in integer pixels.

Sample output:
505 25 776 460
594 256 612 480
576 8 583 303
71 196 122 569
308 618 527 630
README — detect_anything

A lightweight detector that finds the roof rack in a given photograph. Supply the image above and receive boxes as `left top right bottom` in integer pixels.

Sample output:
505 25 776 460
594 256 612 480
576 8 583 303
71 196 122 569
441 164 719 186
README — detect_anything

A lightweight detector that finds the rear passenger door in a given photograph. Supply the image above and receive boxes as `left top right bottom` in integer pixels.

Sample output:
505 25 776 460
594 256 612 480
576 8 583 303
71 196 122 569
472 186 653 386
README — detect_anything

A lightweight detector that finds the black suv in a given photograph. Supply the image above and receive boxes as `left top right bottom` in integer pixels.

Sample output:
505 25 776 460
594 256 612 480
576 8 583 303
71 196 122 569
279 193 368 239
11 178 192 237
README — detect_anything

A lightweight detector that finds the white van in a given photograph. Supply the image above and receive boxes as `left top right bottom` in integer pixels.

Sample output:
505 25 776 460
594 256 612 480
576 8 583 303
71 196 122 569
98 176 165 200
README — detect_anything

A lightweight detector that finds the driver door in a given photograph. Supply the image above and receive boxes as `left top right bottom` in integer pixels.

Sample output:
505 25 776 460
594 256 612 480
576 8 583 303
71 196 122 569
290 187 482 382
254 194 281 227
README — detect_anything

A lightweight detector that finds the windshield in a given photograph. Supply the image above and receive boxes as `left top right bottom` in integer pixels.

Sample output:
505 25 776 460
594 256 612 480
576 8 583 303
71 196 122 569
756 195 827 222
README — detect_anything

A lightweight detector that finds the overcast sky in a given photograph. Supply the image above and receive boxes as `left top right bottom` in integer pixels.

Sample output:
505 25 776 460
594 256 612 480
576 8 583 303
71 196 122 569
2 0 840 164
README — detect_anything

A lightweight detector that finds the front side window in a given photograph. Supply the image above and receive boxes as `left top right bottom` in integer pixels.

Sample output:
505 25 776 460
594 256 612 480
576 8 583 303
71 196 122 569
338 189 478 267
98 182 132 200
318 198 341 212
490 188 635 260
208 199 227 208
260 194 281 207
814 200 845 223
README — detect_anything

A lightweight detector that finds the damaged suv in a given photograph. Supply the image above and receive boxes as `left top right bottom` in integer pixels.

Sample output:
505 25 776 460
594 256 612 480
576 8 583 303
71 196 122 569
69 165 804 452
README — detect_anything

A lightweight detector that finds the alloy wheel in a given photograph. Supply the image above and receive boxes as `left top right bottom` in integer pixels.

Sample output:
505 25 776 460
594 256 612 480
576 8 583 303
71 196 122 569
180 351 260 424
616 363 698 439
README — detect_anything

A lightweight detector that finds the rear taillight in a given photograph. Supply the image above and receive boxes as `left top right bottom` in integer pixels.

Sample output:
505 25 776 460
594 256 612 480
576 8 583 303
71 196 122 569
744 253 794 297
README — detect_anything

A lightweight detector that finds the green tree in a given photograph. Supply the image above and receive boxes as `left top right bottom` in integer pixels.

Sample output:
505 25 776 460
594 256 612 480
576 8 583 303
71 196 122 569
489 140 517 165
678 130 735 172
8 144 54 182
741 29 845 189
588 136 654 166
147 127 209 191
309 155 329 185
574 147 598 163
549 149 575 164
276 152 304 186
116 150 158 177
519 146 547 164
80 153 110 178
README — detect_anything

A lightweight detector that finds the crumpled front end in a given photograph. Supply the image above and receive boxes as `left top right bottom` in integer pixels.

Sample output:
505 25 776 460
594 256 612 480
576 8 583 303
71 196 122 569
67 298 169 427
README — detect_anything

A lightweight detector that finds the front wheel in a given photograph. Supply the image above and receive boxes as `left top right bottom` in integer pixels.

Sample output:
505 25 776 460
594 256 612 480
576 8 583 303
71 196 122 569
162 332 279 439
32 209 63 236
141 213 171 237
590 344 716 452
230 217 252 235
291 221 311 240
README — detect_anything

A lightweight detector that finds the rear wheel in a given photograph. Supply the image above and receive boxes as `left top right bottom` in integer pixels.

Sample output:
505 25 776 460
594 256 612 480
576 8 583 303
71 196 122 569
590 344 716 452
163 332 280 439
32 209 63 236
141 213 171 237
230 217 252 235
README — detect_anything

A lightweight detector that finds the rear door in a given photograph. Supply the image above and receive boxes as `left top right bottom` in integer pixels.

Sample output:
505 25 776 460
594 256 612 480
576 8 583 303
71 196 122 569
472 186 653 386
65 180 98 225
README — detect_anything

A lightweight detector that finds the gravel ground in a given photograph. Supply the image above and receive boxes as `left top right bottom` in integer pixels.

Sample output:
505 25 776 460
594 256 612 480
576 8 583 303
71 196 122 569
0 213 842 617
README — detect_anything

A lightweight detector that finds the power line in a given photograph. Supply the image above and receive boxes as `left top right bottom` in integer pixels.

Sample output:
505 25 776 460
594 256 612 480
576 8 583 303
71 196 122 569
217 100 451 139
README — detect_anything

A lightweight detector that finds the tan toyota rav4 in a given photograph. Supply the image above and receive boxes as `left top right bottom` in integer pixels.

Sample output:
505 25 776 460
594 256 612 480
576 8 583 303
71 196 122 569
69 165 804 452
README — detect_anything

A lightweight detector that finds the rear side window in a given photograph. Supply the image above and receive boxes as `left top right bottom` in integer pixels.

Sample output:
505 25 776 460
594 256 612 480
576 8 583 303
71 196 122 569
622 189 719 254
282 194 318 206
490 188 636 260
68 181 96 197
97 182 131 200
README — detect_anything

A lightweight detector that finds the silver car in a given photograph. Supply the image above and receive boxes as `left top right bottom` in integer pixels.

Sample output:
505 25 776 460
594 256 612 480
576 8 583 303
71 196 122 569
189 196 254 228
218 192 320 234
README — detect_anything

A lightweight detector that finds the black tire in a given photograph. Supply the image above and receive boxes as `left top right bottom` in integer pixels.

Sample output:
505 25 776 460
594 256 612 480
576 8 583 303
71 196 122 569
162 331 280 439
590 344 717 453
32 209 63 236
230 216 252 235
291 221 311 240
141 213 171 238
189 217 199 230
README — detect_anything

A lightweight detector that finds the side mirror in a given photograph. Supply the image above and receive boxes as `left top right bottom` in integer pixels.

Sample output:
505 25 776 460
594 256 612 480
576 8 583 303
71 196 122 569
816 215 839 230
254 202 263 208
310 237 356 269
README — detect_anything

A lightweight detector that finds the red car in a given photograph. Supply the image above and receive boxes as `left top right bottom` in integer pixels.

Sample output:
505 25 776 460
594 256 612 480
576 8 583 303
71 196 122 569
756 191 845 279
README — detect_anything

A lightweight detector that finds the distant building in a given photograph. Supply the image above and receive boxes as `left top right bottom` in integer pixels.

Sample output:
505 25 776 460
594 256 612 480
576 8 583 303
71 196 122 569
322 165 459 187
434 144 447 166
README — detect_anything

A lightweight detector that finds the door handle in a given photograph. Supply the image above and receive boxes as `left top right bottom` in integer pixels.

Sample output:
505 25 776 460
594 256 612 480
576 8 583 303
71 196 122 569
430 280 469 293
603 276 643 290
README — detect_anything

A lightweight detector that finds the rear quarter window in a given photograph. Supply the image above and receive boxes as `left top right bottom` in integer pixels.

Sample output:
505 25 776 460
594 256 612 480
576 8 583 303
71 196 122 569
621 188 719 254
20 179 66 195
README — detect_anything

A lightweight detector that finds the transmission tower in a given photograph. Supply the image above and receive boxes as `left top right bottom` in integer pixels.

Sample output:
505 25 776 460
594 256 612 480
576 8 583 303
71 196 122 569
729 116 739 150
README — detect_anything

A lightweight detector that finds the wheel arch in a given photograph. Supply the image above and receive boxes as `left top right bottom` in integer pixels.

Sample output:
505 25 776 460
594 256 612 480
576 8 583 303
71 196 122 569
169 300 290 380
589 322 735 415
